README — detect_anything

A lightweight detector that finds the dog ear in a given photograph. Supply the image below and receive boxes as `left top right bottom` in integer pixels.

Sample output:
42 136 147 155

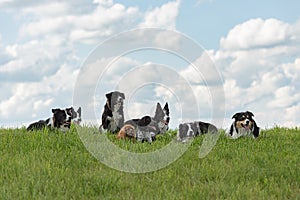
77 107 81 115
52 108 59 114
105 92 113 100
153 103 162 120
120 92 125 99
246 111 254 117
232 113 239 119
163 102 169 115
163 102 169 110
156 102 162 110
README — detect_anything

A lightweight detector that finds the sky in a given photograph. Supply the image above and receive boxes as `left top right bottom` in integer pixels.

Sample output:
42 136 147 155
0 0 300 129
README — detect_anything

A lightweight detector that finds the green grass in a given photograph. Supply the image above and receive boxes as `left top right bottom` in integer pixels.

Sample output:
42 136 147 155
1 126 300 199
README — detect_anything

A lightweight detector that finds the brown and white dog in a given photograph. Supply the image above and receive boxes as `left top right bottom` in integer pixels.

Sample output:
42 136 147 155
227 111 260 139
117 102 170 143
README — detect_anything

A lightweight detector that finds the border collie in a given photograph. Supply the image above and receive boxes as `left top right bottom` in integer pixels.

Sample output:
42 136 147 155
177 121 218 142
63 107 82 128
99 91 125 133
26 107 81 131
227 111 260 139
117 102 170 143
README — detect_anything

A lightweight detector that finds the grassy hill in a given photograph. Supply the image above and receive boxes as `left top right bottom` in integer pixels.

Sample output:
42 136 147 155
1 126 299 199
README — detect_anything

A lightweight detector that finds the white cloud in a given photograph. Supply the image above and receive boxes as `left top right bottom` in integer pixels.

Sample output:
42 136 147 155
21 2 70 17
2 1 300 130
283 58 300 83
283 104 300 127
180 51 221 85
18 2 139 44
1 0 183 126
215 18 300 128
0 37 73 83
220 18 292 50
139 0 180 29
268 86 300 109
0 63 79 122
93 0 113 7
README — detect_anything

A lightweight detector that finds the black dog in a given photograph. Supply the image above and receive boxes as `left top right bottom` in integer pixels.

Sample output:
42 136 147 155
99 91 125 133
227 111 260 139
27 107 81 131
117 102 170 143
177 121 218 142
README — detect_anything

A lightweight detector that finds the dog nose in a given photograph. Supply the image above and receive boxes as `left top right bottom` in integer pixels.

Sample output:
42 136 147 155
245 120 250 125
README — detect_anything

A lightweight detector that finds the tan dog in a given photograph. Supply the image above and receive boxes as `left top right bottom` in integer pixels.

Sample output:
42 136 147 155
116 124 136 140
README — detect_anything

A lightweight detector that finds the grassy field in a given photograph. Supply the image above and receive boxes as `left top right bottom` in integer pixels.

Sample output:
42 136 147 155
1 126 300 199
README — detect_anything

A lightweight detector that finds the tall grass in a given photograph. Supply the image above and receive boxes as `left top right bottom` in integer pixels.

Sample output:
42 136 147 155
0 126 299 199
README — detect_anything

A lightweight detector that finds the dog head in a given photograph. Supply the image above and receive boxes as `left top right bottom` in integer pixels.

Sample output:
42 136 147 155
66 107 82 125
153 102 170 134
229 111 260 138
52 108 67 128
232 111 255 131
105 91 125 112
117 124 136 140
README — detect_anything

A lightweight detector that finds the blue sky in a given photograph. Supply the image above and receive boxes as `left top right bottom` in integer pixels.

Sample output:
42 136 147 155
1 0 300 129
177 0 300 49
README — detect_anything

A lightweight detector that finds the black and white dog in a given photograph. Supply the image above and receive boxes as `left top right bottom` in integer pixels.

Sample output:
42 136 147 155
177 121 218 142
99 91 125 133
227 111 260 139
65 107 82 128
117 102 170 143
27 107 81 131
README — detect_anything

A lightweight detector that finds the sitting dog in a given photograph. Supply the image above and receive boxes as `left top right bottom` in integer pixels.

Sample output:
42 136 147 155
26 107 81 131
227 111 260 139
117 102 170 143
99 91 125 133
177 121 218 142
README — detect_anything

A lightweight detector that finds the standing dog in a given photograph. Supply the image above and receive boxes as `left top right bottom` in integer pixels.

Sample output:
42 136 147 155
27 107 81 131
227 111 260 139
117 102 170 143
177 121 218 142
99 91 125 133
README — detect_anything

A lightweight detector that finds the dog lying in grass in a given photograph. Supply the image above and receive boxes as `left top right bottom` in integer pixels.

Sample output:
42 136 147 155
27 107 81 131
117 102 170 143
177 121 218 142
227 111 260 139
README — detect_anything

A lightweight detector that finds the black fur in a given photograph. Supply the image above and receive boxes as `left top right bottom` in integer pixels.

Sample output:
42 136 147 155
27 108 66 131
26 119 51 131
65 107 82 128
228 111 260 139
27 107 81 131
119 102 170 143
177 121 218 142
52 108 67 128
99 91 125 133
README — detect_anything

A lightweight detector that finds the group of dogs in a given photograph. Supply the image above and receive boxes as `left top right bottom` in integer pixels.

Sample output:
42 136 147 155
27 91 260 142
98 91 260 142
